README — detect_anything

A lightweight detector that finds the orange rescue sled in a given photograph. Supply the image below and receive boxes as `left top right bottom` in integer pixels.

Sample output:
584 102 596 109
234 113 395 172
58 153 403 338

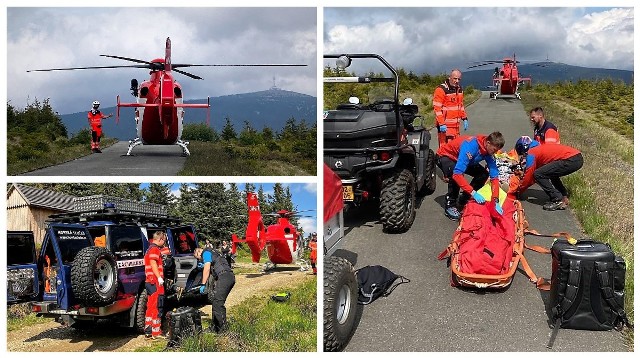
438 198 547 289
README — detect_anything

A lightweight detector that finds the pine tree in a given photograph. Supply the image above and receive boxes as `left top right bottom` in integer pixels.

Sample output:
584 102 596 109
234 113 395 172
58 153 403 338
221 117 237 141
145 183 174 207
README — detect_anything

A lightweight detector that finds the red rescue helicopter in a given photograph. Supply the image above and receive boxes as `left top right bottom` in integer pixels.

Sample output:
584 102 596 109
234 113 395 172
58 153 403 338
230 192 315 271
27 37 306 156
468 53 531 100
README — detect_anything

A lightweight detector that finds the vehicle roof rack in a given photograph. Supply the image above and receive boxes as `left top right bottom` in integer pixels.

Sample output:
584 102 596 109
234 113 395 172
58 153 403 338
47 209 183 226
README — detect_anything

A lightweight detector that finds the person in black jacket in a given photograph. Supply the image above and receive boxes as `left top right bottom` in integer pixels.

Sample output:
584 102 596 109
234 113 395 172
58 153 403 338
194 247 235 333
220 240 232 267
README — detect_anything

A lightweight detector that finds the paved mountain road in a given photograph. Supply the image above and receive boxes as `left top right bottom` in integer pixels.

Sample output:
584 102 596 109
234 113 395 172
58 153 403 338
335 92 628 352
22 142 187 176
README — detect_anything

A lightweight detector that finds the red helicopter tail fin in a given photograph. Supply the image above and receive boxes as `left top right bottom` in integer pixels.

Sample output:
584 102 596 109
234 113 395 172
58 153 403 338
245 192 266 262
231 233 241 254
165 37 172 72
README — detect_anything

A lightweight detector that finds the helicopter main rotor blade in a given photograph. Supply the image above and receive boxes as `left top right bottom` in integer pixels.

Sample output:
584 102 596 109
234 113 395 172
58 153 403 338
172 64 307 68
100 54 155 65
173 68 203 80
27 65 149 72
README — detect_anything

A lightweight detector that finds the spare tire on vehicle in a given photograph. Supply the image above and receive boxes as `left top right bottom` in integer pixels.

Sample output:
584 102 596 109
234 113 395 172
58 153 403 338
71 246 118 306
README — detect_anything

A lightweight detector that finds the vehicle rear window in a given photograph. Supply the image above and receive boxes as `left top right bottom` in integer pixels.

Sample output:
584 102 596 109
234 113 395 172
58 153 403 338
7 233 36 265
110 226 144 260
169 227 197 254
52 227 92 264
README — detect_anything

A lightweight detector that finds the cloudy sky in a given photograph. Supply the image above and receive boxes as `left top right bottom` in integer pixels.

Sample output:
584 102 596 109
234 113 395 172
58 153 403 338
324 7 633 75
158 182 318 235
7 7 317 114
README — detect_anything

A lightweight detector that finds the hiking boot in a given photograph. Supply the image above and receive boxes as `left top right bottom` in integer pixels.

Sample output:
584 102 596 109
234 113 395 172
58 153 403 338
95 148 102 153
444 206 461 221
543 201 567 211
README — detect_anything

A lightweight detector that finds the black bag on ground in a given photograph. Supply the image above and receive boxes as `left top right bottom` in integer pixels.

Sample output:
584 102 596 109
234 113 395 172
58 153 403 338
547 239 632 348
355 265 410 305
167 306 202 348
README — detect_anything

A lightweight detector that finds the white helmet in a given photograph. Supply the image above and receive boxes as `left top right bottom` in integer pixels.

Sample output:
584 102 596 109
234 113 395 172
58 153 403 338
92 100 100 107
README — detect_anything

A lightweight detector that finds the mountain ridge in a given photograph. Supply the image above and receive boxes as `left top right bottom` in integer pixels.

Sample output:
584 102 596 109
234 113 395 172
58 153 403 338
60 88 316 140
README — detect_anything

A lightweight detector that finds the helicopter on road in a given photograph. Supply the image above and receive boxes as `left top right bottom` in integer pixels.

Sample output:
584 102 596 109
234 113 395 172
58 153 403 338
27 37 306 156
468 53 532 100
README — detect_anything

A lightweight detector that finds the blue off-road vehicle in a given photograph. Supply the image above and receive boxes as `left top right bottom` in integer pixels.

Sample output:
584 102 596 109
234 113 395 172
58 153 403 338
7 197 211 332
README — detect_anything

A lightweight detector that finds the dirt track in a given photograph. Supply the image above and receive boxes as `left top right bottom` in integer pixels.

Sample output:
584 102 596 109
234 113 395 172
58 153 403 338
7 264 315 352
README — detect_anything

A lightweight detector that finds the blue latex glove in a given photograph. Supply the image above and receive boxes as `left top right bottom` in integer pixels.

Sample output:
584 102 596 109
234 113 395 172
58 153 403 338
463 119 469 131
495 201 504 215
439 125 447 133
197 262 204 269
471 190 486 204
199 285 206 294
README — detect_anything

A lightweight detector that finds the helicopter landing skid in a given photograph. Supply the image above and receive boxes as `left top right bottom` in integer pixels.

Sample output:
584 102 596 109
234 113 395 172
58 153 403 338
262 261 276 272
177 139 191 156
296 259 310 272
126 137 142 156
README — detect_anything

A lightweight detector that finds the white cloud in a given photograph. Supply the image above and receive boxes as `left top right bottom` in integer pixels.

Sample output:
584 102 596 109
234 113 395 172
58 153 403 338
297 217 318 236
8 7 316 114
304 183 317 194
324 7 633 74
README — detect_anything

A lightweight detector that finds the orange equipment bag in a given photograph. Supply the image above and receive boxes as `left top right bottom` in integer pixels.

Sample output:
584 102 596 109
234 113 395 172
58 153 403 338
438 198 549 289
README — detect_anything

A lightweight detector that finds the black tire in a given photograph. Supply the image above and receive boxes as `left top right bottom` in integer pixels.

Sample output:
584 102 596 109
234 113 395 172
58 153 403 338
379 168 416 233
71 246 118 306
418 149 437 196
323 256 358 352
134 288 148 333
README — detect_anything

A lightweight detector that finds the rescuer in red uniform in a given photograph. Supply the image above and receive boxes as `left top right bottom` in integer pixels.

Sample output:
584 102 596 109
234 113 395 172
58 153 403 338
514 136 583 211
87 100 113 153
144 231 167 339
433 69 468 147
529 107 560 144
309 232 318 275
435 132 505 220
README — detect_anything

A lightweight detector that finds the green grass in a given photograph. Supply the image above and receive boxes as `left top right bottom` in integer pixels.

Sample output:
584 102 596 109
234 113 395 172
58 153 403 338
139 277 317 352
7 138 117 175
179 141 314 176
6 303 51 332
521 92 634 349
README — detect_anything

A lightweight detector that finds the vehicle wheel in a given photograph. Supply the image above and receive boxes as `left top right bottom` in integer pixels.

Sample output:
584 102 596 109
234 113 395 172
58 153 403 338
71 246 118 306
323 256 358 352
134 288 148 333
418 149 437 196
379 168 416 233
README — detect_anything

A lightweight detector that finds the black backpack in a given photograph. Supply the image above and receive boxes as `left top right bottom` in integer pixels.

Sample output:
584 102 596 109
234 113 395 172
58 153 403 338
355 265 410 305
547 239 633 348
166 306 202 349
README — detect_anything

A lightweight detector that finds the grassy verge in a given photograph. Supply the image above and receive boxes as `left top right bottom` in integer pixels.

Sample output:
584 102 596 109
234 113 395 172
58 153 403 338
180 142 314 176
521 92 634 349
7 303 51 332
7 138 117 175
138 277 317 352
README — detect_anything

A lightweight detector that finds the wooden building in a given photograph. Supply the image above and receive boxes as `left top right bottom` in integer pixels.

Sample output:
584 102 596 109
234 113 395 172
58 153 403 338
7 184 76 246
